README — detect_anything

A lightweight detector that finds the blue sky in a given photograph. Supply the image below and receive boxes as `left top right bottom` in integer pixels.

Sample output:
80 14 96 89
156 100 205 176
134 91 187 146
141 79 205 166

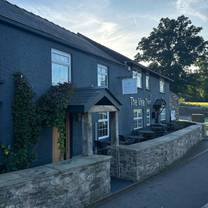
8 0 208 59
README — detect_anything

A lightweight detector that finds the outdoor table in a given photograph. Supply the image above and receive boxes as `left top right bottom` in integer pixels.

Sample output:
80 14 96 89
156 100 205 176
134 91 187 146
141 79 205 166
127 135 144 142
119 134 144 145
151 123 167 131
138 129 155 139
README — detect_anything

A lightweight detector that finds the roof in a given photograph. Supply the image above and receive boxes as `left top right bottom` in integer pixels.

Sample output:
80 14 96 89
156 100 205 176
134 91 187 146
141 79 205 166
78 33 173 82
0 0 121 65
0 0 172 82
69 87 122 112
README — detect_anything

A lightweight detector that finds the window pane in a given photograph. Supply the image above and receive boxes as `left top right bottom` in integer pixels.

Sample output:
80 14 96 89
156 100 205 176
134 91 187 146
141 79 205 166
52 52 70 64
133 71 142 88
160 79 165 93
52 63 69 85
97 112 109 139
133 109 143 129
160 108 166 121
97 65 108 88
146 109 150 126
146 75 149 89
51 49 71 85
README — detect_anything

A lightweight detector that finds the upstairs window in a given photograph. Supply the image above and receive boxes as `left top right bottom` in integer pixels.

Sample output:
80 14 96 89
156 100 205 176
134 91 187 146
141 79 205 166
133 109 143 129
51 49 71 85
160 79 165 93
160 108 166 121
146 74 150 90
97 64 108 88
133 71 142 88
146 108 151 126
97 112 109 140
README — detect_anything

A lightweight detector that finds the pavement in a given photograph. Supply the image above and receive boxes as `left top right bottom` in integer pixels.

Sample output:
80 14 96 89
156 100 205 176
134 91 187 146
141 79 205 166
94 139 208 208
111 177 134 193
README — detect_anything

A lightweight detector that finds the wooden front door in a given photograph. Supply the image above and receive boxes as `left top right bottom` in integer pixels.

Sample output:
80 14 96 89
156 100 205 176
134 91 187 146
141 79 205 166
52 113 71 162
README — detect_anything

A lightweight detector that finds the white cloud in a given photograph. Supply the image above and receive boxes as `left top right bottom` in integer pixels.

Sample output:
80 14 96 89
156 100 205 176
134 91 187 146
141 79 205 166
176 0 208 21
8 0 144 58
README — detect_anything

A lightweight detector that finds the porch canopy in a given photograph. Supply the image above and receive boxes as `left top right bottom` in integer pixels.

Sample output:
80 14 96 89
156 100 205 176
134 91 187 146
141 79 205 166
69 87 121 156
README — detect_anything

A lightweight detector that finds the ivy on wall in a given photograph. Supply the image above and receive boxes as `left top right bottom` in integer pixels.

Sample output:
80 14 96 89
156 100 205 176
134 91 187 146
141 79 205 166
0 73 40 172
37 83 73 159
0 73 73 173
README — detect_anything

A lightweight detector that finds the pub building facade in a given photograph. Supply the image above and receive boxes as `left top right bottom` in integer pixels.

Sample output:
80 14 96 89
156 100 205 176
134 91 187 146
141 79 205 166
0 1 173 165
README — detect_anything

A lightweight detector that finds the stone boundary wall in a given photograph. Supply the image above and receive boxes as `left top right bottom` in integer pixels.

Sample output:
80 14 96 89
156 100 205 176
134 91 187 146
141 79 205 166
0 155 111 208
179 106 208 119
109 124 203 181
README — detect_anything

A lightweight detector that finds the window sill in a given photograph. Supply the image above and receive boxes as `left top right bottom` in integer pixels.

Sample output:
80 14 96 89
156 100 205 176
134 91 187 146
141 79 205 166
97 136 109 140
97 86 108 89
133 127 143 130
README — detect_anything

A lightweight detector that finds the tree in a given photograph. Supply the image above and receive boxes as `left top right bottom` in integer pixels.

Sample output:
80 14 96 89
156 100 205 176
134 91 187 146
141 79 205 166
135 15 208 96
194 53 208 101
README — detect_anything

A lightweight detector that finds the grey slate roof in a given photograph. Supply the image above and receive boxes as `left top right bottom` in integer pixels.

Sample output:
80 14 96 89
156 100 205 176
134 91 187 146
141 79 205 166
0 0 172 81
0 0 120 64
78 33 173 82
69 87 121 112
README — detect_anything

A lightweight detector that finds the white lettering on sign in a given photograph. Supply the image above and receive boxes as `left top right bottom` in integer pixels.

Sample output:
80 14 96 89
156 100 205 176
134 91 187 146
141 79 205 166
122 78 137 95
130 97 151 107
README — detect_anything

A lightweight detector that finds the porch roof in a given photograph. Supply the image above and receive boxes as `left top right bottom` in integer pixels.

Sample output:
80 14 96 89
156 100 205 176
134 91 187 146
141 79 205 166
69 87 122 113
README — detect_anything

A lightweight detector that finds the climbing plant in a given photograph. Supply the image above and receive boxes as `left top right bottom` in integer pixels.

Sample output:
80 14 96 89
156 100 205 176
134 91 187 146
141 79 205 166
0 73 40 172
0 74 73 173
37 83 73 159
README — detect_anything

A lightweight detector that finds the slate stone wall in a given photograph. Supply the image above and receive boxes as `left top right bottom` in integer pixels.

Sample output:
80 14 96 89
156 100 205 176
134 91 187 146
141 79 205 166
109 124 203 181
0 155 111 208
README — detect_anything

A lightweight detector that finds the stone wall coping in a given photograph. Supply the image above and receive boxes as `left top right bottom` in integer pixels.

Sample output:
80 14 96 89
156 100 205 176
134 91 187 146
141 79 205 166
0 155 111 188
118 124 202 152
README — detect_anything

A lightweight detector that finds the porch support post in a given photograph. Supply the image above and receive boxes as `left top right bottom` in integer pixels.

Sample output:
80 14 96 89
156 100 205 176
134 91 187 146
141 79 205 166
110 111 119 146
81 112 93 156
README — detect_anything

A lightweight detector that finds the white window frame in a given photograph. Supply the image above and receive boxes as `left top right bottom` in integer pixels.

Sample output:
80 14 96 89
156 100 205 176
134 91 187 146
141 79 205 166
146 108 151 126
97 64 108 88
146 74 150 90
51 49 71 85
133 109 143 130
160 108 166 121
160 79 165 93
97 112 109 140
133 71 142 88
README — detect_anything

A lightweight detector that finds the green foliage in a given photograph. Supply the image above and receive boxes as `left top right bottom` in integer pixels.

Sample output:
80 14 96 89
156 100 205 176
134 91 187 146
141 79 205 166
194 53 208 101
0 74 73 173
37 83 73 159
135 15 208 98
0 73 40 172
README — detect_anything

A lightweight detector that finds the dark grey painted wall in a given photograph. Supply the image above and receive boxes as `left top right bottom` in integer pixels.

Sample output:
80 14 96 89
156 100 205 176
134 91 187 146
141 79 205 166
0 21 171 164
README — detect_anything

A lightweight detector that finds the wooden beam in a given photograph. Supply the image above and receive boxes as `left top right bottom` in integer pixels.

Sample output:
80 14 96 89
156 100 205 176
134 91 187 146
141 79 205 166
65 112 71 160
89 105 117 113
81 112 93 156
110 111 119 146
52 127 62 162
